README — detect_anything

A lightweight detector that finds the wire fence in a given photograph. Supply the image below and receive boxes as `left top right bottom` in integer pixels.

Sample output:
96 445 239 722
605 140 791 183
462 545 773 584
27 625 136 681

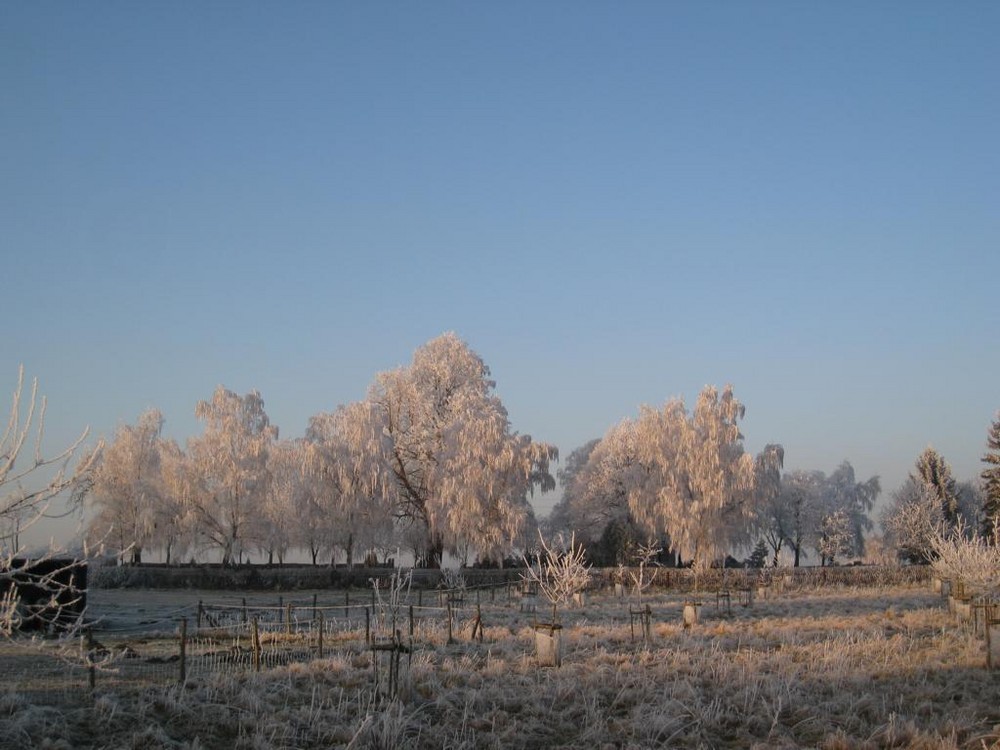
4 565 938 707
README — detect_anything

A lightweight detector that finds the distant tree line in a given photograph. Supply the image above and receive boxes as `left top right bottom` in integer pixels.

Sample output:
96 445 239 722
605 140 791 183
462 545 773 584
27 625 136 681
78 334 1000 570
84 333 555 568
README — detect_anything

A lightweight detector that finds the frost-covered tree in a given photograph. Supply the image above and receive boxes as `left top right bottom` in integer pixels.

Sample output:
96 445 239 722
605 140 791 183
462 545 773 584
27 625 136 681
2 367 100 635
981 412 1000 542
367 333 556 567
768 470 825 567
627 385 783 572
816 509 852 566
186 386 277 565
155 439 193 564
550 424 639 544
822 461 879 558
85 409 166 564
913 447 959 531
548 439 600 537
881 476 941 564
2 368 99 557
257 439 306 566
882 450 980 564
306 401 392 567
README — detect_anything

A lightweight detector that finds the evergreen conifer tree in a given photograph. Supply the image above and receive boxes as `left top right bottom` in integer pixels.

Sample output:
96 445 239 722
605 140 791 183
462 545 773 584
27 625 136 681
981 413 1000 542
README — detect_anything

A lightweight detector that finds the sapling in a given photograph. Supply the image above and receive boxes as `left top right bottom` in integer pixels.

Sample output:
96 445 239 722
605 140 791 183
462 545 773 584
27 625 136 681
629 540 661 606
440 568 467 601
521 531 591 624
370 569 412 639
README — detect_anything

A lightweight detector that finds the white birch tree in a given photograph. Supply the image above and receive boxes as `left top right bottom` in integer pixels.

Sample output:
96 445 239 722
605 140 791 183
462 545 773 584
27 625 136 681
306 401 392 567
154 439 193 564
823 461 879 558
367 333 556 567
85 408 166 564
767 469 825 567
257 438 305 566
186 386 277 565
628 385 782 572
553 425 640 543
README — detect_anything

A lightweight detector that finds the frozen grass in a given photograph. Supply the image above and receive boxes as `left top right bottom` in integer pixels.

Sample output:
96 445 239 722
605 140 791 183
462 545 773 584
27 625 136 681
4 583 1000 749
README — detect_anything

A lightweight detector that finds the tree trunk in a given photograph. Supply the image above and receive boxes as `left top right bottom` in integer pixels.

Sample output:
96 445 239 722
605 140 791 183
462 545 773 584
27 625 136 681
346 532 354 568
793 545 801 568
423 534 444 569
131 546 143 565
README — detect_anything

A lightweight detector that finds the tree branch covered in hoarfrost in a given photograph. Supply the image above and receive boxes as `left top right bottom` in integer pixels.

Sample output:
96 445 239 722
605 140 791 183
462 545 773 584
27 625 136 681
2 367 100 636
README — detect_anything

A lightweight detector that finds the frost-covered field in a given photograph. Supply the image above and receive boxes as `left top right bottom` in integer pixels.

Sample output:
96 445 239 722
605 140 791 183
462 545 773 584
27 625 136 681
3 583 999 749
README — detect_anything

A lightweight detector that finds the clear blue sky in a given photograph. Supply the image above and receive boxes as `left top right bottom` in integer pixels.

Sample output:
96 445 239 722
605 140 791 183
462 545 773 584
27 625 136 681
4 2 998 546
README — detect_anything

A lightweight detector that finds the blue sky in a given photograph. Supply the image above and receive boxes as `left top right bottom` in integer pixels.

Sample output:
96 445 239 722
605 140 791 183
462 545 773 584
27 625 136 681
3 2 998 545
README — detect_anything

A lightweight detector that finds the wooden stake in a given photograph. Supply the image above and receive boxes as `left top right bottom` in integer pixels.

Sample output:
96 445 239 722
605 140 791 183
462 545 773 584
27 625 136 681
447 600 454 644
179 617 187 683
318 611 324 659
252 617 261 672
86 627 96 690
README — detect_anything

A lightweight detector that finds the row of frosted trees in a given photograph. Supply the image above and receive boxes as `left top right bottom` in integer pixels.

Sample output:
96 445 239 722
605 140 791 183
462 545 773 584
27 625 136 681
547 397 882 569
85 334 557 567
82 330 1000 570
87 337 794 570
553 417 994 570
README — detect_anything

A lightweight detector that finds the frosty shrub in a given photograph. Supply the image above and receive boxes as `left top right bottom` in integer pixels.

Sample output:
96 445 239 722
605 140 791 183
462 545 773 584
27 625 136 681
440 568 466 595
929 522 1000 597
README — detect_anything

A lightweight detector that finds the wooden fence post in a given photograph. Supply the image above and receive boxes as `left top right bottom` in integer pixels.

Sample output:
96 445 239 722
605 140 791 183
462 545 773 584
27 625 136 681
86 627 96 690
252 617 261 672
345 589 350 619
179 617 187 683
318 611 324 659
447 600 454 644
285 603 293 635
365 606 370 644
197 600 203 629
409 605 414 639
242 597 247 624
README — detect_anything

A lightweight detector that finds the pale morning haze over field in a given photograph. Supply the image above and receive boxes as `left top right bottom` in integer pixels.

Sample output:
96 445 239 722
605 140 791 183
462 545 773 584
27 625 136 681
2 2 999 555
